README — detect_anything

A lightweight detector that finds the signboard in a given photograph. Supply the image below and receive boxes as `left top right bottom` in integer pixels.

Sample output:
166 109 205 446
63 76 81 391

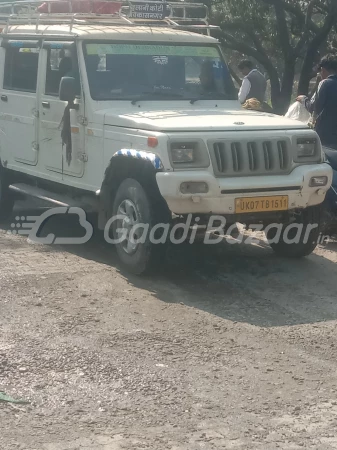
128 2 171 20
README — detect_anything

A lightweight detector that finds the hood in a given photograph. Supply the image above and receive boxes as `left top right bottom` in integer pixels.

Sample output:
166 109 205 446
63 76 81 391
103 105 309 132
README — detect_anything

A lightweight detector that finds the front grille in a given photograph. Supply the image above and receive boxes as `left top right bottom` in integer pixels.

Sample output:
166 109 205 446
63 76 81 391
211 140 291 176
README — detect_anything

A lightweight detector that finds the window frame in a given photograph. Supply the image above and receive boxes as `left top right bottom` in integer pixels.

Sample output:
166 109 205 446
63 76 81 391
2 39 40 93
43 41 79 98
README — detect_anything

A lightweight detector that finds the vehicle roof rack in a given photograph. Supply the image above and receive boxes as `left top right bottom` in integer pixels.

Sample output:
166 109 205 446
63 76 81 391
0 0 219 36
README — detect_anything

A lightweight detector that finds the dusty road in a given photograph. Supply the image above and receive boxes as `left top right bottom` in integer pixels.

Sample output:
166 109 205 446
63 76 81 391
1 202 337 450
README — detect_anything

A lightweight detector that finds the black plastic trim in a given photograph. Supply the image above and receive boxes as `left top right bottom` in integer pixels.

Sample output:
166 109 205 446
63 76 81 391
221 186 301 194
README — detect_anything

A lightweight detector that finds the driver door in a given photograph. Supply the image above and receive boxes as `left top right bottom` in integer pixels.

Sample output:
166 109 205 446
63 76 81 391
39 41 85 178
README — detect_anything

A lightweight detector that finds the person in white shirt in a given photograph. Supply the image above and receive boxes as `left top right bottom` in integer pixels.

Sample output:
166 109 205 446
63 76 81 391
237 60 267 105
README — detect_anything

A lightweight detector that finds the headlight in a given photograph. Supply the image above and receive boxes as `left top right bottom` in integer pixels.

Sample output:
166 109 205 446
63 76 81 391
171 144 195 163
297 138 316 157
168 139 210 168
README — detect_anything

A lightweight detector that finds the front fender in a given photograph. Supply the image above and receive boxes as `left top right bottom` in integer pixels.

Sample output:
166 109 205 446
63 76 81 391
112 149 164 170
97 149 164 229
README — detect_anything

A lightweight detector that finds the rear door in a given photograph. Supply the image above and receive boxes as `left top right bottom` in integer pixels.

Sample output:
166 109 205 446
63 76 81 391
0 40 40 166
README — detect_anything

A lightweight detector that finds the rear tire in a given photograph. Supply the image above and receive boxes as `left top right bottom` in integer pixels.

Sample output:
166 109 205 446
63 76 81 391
266 206 321 258
0 165 14 221
111 178 169 275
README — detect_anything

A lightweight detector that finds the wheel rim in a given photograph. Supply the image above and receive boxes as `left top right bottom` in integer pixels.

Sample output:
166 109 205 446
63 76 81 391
115 199 142 255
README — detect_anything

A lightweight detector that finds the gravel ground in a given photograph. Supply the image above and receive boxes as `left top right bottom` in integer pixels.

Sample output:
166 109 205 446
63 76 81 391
1 202 337 449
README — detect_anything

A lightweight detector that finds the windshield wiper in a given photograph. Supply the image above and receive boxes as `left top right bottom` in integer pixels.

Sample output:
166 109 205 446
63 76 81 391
190 97 199 105
131 90 184 105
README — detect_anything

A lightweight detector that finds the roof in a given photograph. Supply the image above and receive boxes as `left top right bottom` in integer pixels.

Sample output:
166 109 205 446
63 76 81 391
4 24 218 42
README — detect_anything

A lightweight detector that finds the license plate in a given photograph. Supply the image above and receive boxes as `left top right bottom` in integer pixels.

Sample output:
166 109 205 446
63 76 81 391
235 195 289 213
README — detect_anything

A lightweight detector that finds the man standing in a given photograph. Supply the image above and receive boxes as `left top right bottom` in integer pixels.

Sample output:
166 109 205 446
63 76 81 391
297 53 337 149
237 60 267 104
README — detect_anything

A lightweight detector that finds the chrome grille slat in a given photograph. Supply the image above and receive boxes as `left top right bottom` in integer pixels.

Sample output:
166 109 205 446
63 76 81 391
231 142 241 172
277 140 288 170
247 142 258 171
263 141 273 171
213 143 222 172
214 142 226 172
211 139 291 177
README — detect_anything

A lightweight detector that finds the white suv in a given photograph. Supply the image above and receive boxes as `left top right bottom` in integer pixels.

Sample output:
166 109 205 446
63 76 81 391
0 1 332 274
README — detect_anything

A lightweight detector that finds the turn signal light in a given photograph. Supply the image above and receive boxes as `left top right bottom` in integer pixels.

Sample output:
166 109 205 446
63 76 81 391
309 176 328 187
180 182 209 194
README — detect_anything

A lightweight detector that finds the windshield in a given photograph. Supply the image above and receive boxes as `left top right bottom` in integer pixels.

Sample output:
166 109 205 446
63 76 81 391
83 42 237 101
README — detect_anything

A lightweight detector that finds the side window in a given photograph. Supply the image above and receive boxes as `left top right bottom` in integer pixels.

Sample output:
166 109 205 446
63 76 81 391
45 47 80 96
3 47 39 92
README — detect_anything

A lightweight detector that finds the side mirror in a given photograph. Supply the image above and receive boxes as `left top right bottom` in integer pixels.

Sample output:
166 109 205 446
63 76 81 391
59 76 76 103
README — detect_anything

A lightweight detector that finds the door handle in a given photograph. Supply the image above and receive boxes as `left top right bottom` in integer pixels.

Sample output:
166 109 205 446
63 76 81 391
42 101 50 108
1 95 7 102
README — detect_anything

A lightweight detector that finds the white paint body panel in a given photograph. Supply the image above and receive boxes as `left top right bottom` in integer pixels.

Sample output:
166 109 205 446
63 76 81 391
102 103 310 132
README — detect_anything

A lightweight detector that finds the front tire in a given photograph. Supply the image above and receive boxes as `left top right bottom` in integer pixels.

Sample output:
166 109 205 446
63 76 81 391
266 206 321 258
111 178 169 275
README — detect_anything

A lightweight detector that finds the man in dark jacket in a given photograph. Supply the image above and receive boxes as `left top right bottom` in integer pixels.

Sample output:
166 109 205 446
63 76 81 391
297 53 337 149
238 59 267 104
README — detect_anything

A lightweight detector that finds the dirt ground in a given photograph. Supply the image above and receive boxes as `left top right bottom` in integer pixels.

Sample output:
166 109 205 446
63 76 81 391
2 201 337 450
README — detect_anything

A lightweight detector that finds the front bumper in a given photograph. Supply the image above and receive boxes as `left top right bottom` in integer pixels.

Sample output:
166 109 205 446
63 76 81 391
156 163 333 215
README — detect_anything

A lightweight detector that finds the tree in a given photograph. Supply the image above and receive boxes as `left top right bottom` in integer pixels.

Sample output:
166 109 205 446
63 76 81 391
210 0 337 114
